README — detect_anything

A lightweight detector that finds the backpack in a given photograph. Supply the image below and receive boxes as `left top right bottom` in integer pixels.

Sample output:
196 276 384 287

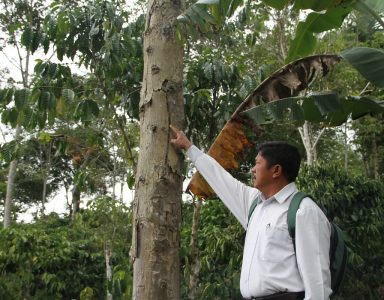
247 191 347 297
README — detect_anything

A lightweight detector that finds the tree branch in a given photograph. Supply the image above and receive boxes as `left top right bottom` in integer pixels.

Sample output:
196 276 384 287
312 127 325 151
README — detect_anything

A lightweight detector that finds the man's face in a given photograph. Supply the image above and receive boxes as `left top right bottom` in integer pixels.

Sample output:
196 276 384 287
250 153 275 190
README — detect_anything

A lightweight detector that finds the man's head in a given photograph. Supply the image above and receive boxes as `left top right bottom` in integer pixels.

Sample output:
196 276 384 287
251 141 301 192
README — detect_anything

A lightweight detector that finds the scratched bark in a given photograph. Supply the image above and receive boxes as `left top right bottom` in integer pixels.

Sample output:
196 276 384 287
131 0 185 299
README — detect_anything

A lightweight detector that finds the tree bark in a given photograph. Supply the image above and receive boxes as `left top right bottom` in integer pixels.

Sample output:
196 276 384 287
188 198 202 300
371 137 379 180
3 124 22 228
131 0 185 299
71 186 80 221
298 121 324 166
105 243 113 300
41 140 53 216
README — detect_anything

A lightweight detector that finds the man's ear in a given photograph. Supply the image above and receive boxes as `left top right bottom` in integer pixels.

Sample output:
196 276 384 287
272 164 283 178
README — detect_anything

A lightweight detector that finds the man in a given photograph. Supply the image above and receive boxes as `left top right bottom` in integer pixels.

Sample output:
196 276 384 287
170 125 332 300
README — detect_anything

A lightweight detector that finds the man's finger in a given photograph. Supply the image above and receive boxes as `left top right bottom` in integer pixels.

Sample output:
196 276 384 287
169 124 180 137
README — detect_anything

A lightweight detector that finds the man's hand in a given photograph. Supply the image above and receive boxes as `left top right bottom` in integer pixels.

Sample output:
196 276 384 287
170 125 192 151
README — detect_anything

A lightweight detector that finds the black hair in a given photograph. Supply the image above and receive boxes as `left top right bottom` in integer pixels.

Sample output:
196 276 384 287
256 141 301 183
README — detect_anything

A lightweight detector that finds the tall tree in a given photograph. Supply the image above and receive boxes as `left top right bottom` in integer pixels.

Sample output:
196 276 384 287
130 0 185 298
0 0 46 227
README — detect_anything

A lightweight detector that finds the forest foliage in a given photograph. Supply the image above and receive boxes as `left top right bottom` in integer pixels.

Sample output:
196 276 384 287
0 0 383 299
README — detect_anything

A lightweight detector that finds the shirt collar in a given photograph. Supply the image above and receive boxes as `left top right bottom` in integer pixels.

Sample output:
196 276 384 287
273 182 297 204
259 182 298 204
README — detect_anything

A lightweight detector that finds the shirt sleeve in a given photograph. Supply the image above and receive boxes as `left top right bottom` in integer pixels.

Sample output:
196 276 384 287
295 198 332 300
187 145 259 229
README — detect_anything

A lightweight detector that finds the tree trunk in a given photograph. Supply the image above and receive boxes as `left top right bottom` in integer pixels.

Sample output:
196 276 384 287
41 172 48 215
105 243 113 300
131 0 185 299
188 198 202 300
371 138 379 180
3 124 22 228
71 186 80 221
298 121 324 166
41 140 53 216
344 122 348 170
300 121 314 165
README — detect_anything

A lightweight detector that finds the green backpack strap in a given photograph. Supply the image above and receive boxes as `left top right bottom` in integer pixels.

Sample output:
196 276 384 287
287 192 308 250
247 195 260 226
287 191 348 296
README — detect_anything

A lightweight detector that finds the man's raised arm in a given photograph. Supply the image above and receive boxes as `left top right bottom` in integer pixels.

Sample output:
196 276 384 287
169 125 258 228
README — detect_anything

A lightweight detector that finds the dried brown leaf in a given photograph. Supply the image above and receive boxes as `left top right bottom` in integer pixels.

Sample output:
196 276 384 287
188 55 341 199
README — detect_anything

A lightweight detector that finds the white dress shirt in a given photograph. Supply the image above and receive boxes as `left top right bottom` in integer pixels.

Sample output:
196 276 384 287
187 145 332 299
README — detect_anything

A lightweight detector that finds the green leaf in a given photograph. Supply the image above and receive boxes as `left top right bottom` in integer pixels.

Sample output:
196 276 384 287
293 0 337 11
57 14 70 36
177 0 242 37
22 108 37 130
74 99 100 123
0 88 14 105
30 88 41 103
286 22 317 62
345 96 384 119
287 7 351 62
354 0 384 29
301 97 323 122
311 92 343 115
34 61 46 75
14 89 30 110
56 97 66 115
31 31 41 53
127 171 135 189
21 27 33 48
2 108 19 127
0 140 19 162
62 89 75 102
340 47 384 88
38 91 51 110
262 0 289 10
43 36 50 54
242 93 384 127
38 132 52 144
48 93 57 111
37 112 47 129
191 4 217 25
48 63 58 78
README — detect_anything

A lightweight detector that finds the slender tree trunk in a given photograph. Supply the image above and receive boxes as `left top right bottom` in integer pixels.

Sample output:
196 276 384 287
344 122 348 170
372 138 379 180
105 243 113 300
41 140 52 216
41 172 48 215
131 0 185 299
112 151 117 199
120 173 125 202
188 198 202 300
299 121 314 165
3 124 22 228
298 121 324 166
71 186 80 221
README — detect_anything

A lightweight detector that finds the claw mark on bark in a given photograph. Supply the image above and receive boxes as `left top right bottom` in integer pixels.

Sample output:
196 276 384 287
162 25 172 40
171 0 181 7
162 79 175 92
160 279 168 289
152 65 160 74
